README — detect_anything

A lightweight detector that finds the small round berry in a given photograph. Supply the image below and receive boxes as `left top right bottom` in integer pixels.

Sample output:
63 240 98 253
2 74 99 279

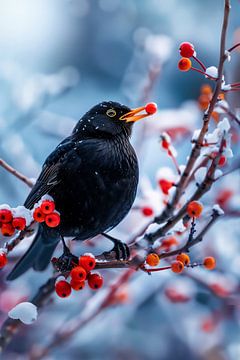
198 94 210 110
176 253 190 265
40 200 55 214
161 139 170 149
12 217 26 231
0 209 13 224
201 84 212 95
203 257 216 270
70 279 85 291
0 252 8 269
178 57 192 72
158 179 174 195
142 207 154 217
179 42 195 58
146 253 160 267
79 254 96 272
187 201 203 218
70 266 87 282
45 212 60 228
33 207 45 223
88 273 103 290
55 280 72 298
218 155 226 167
171 261 184 273
1 223 15 237
145 102 157 115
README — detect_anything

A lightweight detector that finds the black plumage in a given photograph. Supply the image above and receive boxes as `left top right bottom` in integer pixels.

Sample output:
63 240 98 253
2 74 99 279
7 101 146 280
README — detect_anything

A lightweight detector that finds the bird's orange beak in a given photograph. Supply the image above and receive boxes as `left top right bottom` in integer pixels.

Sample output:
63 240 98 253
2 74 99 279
119 103 157 123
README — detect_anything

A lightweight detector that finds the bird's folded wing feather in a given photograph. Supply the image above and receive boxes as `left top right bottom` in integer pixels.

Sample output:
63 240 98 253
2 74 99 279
24 137 75 209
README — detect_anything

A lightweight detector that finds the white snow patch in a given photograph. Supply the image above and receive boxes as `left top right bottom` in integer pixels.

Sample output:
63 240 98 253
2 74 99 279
213 204 224 215
12 206 32 226
8 302 38 325
205 66 218 79
194 167 207 184
217 117 230 133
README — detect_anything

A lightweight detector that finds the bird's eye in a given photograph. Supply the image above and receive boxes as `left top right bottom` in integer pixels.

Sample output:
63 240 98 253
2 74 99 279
106 109 116 118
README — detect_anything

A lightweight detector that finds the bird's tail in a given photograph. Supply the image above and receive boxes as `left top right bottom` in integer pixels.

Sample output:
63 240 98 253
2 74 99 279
7 227 58 281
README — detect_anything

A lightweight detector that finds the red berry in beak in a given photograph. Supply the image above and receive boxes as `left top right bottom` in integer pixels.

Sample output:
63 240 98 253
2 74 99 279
70 266 87 282
79 254 96 272
145 102 157 115
0 209 13 223
12 217 26 231
1 223 15 237
33 207 45 223
45 212 60 228
55 280 72 298
40 200 55 214
88 273 103 290
0 252 8 269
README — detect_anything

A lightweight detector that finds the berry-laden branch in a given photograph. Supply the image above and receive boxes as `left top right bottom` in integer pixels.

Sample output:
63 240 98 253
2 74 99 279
155 0 230 224
0 158 34 188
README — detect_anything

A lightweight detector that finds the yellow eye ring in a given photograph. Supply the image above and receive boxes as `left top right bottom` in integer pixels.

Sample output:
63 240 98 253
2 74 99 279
106 109 116 117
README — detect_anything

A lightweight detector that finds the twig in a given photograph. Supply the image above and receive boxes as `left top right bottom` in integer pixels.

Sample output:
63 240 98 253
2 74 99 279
154 0 230 224
0 158 34 188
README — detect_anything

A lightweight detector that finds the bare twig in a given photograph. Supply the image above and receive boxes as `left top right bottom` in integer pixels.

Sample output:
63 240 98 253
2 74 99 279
0 158 34 188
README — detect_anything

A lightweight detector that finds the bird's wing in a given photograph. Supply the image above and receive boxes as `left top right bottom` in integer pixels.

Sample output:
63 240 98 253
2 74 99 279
24 137 75 209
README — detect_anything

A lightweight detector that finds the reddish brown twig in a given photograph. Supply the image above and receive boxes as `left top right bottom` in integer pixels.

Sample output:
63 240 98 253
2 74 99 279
0 158 34 188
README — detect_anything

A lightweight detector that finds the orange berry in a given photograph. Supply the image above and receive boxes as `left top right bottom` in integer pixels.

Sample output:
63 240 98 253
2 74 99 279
187 201 203 218
146 253 160 267
55 280 72 298
45 212 60 228
218 93 225 100
203 257 216 270
88 273 103 290
198 94 210 110
171 261 184 273
79 254 96 272
1 223 15 237
201 84 212 95
40 200 55 214
176 253 190 265
178 57 192 72
211 111 219 123
0 252 8 269
70 266 87 282
33 207 45 223
70 279 85 291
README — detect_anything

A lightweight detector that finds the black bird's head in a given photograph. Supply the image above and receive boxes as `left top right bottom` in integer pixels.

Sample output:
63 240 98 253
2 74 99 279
73 101 157 138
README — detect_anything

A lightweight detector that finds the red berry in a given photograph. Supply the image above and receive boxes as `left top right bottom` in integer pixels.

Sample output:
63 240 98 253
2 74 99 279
142 207 154 217
55 280 72 298
88 273 103 290
33 207 45 223
145 102 157 115
1 223 15 237
0 209 13 223
178 57 192 72
158 179 174 195
218 155 226 167
161 139 170 149
187 201 203 218
40 200 55 214
79 254 96 272
171 261 184 273
70 279 85 291
45 212 60 228
70 266 87 282
179 42 195 58
12 217 26 231
0 252 8 269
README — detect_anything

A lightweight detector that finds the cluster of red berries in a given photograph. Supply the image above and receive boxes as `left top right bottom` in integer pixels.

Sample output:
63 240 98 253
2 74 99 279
0 207 27 237
0 250 8 269
55 254 103 298
33 197 60 228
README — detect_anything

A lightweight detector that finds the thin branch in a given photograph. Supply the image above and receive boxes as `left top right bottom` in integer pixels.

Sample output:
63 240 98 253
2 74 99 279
0 158 34 188
154 0 230 224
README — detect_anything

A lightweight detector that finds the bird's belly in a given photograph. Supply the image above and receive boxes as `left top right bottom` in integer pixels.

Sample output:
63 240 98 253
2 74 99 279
51 169 137 239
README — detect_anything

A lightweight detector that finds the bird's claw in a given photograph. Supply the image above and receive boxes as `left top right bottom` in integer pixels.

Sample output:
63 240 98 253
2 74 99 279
103 239 130 261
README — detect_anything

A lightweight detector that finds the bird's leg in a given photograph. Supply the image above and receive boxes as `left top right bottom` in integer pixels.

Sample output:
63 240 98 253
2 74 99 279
52 236 78 273
101 233 130 260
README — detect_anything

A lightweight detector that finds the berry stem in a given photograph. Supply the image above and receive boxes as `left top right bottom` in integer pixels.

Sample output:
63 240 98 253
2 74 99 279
191 66 218 80
227 42 240 52
192 55 206 71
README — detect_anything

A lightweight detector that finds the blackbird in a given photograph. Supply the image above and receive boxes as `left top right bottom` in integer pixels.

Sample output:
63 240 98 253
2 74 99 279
7 101 154 280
